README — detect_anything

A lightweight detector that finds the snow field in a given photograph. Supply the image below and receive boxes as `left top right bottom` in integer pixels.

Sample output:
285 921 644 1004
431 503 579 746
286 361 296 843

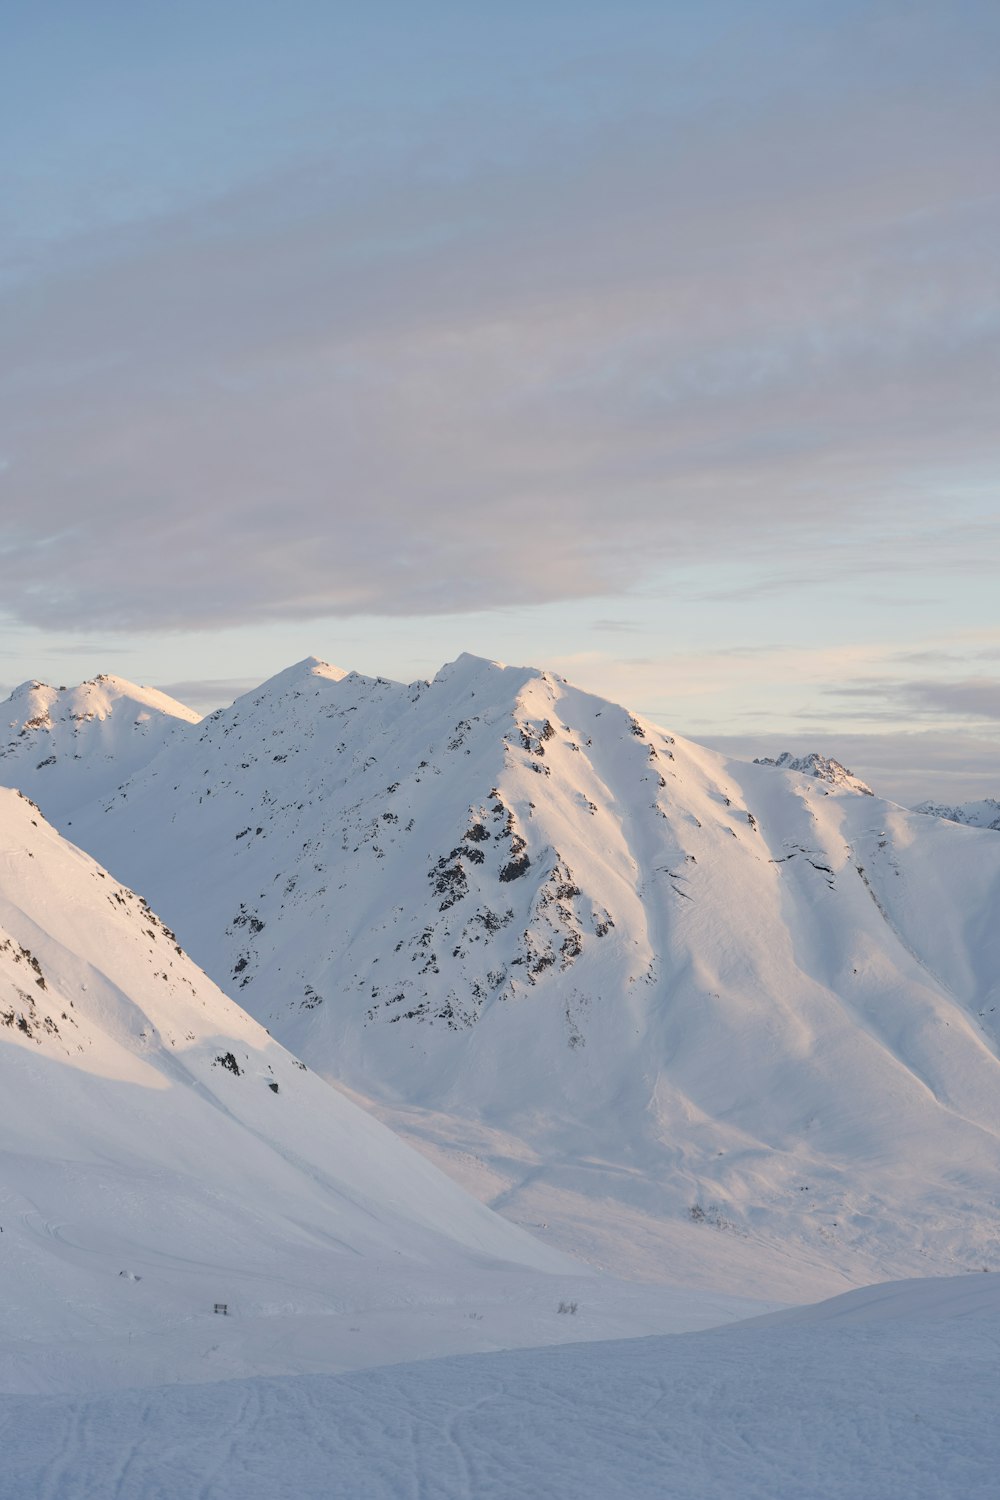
2 1274 996 1500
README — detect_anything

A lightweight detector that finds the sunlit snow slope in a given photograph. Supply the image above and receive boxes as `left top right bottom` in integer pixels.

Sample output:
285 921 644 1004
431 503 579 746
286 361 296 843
7 787 770 1395
5 656 1000 1299
0 675 198 823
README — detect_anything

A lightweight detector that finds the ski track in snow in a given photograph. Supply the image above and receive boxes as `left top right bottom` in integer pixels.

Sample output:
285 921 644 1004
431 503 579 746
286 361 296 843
4 1277 999 1500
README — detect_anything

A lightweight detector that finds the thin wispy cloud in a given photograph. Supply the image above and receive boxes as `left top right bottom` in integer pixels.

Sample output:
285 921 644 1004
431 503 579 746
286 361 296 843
834 677 1000 722
154 678 261 713
2 4 997 632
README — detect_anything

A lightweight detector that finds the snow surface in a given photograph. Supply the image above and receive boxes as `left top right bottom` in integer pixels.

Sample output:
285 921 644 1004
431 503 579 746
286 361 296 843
4 656 1000 1300
2 1274 996 1499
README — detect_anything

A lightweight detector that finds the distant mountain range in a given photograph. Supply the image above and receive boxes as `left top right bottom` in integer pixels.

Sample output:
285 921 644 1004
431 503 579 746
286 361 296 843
4 656 1000 1301
752 750 873 795
1 673 199 822
912 797 1000 831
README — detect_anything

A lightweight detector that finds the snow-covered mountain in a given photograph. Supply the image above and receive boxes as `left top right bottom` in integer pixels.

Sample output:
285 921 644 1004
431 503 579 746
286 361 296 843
7 786 769 1393
0 674 199 823
913 797 1000 831
4 655 1000 1301
753 750 874 795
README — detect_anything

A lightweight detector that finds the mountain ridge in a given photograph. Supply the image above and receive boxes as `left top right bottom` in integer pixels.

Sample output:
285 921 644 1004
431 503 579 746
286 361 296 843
913 796 1000 831
3 655 1000 1300
1 673 201 824
752 749 874 795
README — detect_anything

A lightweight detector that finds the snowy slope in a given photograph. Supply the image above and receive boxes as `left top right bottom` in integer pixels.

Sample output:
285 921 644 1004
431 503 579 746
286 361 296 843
3 1272 997 1499
1 787 771 1394
913 796 1000 831
0 674 199 824
5 656 1000 1299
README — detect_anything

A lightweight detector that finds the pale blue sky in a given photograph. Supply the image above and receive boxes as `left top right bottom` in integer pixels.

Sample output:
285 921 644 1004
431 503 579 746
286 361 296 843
2 1 998 800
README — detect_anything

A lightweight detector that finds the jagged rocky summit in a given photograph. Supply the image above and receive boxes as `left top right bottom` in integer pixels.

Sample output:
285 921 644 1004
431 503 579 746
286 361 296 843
753 750 873 795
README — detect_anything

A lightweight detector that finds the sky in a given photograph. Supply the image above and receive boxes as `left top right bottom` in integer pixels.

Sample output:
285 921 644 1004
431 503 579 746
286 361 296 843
1 0 998 802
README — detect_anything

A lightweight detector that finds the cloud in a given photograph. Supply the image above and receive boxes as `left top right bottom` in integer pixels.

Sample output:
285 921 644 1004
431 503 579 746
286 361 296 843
154 677 262 713
591 619 644 635
833 677 1000 722
1 6 998 632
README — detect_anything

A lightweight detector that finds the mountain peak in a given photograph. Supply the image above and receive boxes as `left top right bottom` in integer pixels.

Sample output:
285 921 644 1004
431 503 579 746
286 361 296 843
753 750 873 795
233 657 349 706
4 674 200 726
0 675 200 823
6 652 1000 1299
431 652 546 699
